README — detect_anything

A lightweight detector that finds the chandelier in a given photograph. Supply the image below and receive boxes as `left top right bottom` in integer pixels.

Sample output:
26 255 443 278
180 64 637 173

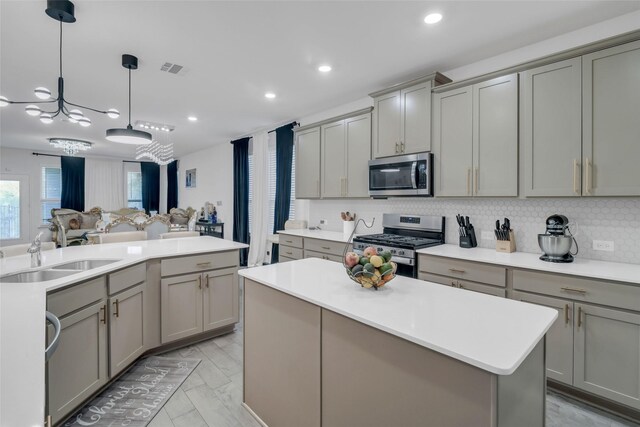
0 0 120 127
135 123 175 165
48 137 92 156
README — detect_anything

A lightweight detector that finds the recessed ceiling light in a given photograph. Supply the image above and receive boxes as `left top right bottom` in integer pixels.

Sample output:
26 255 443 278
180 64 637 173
318 65 332 73
424 13 442 24
188 116 198 121
265 92 276 99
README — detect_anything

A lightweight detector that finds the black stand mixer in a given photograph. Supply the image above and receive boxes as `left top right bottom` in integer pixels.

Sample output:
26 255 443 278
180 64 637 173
538 214 579 263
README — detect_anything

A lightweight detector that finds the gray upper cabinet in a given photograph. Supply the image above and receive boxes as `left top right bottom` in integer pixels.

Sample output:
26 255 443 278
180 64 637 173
523 58 582 197
295 127 321 199
371 73 451 159
433 74 518 197
319 111 372 199
433 86 473 197
473 74 518 197
373 91 402 158
582 40 640 196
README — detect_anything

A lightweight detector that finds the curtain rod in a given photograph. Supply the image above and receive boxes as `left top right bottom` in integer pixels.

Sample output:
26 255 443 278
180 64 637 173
32 152 61 158
232 121 299 141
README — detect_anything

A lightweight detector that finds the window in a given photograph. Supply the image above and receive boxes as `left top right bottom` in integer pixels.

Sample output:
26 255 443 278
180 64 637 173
0 180 20 239
127 171 143 210
41 167 61 224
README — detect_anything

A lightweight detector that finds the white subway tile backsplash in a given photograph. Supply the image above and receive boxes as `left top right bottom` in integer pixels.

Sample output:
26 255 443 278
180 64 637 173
307 198 640 265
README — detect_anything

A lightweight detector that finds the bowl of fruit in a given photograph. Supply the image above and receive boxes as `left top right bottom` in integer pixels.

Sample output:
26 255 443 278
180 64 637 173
344 246 397 290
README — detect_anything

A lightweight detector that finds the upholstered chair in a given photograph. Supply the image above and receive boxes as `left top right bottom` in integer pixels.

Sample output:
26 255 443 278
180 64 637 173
105 217 138 233
141 216 171 240
0 242 56 258
97 231 147 244
159 231 200 239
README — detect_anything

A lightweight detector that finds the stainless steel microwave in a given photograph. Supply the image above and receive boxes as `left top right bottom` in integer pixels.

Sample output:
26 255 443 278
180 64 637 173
368 152 433 198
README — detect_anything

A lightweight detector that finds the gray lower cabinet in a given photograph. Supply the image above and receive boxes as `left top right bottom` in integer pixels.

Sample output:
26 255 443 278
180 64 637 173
203 267 239 331
433 74 518 197
574 303 640 409
47 300 108 425
279 234 303 263
513 292 574 385
582 40 640 196
522 58 582 197
295 126 321 199
161 268 239 343
109 283 146 377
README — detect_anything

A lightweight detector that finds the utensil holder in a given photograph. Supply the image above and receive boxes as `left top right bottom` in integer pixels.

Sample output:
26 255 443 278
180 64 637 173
343 220 355 240
496 231 516 253
459 228 477 248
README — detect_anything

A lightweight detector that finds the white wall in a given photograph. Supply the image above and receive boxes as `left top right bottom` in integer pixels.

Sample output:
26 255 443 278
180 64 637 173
177 142 233 240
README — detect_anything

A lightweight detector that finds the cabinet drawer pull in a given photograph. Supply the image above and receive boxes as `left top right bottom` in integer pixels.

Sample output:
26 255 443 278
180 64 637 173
285 251 293 255
564 304 570 325
561 287 586 294
467 168 471 196
322 246 331 250
196 262 212 268
284 240 293 244
573 159 580 195
449 268 465 274
577 306 583 328
100 305 106 324
198 276 202 290
113 299 120 318
474 168 479 195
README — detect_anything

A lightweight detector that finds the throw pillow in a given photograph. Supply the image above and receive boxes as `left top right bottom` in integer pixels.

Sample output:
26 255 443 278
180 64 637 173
68 218 80 230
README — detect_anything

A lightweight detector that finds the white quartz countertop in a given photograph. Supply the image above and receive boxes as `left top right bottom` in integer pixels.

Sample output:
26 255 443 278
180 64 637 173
0 236 247 291
239 258 557 375
277 229 351 243
417 244 640 285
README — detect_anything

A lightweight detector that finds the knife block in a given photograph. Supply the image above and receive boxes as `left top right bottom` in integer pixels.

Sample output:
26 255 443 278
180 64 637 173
459 228 477 249
496 230 516 253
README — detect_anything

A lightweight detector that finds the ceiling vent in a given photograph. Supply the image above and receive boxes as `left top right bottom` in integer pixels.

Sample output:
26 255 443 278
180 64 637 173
160 62 188 76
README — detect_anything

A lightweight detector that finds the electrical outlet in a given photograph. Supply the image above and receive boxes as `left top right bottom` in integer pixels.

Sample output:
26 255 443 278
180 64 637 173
481 231 494 241
319 219 328 226
593 240 614 252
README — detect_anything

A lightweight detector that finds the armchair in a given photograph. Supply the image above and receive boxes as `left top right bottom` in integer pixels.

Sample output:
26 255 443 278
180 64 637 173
141 215 171 240
50 207 102 247
105 217 138 233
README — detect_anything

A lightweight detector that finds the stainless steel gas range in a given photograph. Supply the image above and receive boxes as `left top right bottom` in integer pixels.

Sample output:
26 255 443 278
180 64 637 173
352 214 446 278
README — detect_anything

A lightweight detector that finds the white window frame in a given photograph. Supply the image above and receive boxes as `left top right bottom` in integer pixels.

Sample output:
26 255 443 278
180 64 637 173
40 166 61 224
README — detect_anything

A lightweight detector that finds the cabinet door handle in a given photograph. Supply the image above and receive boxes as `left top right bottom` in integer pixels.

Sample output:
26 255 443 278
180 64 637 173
449 268 465 274
474 168 479 195
564 304 570 325
45 415 52 427
451 281 456 287
458 282 464 289
400 141 405 153
561 287 586 295
205 275 210 288
585 157 592 195
467 168 471 196
577 306 583 328
196 262 212 268
113 299 119 318
198 276 202 290
317 180 320 196
395 142 399 153
344 177 348 196
573 159 580 195
100 304 106 324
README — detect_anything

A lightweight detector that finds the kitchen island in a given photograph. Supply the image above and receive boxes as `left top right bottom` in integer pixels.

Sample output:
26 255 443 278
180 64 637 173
0 236 247 427
240 258 557 427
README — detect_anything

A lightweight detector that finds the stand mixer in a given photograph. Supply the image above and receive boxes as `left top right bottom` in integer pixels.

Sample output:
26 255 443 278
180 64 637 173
538 214 578 263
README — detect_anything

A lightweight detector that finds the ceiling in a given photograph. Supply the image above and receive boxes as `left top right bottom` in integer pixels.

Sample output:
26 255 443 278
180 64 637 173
1 1 639 159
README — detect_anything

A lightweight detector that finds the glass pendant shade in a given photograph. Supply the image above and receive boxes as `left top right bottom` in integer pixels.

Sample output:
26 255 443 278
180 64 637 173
34 87 51 99
0 96 10 107
78 117 91 127
39 113 54 124
106 108 120 119
25 105 41 116
68 109 83 120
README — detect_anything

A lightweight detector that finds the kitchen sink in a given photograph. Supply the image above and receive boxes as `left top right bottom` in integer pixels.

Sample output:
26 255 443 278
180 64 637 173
0 269 81 283
49 259 119 271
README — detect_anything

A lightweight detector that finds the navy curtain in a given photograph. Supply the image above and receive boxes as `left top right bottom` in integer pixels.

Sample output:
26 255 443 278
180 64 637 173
60 156 85 211
232 137 251 266
167 160 179 212
140 162 160 214
271 122 296 263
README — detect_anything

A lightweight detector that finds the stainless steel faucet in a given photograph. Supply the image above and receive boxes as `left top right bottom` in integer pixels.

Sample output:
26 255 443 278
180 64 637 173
28 232 43 268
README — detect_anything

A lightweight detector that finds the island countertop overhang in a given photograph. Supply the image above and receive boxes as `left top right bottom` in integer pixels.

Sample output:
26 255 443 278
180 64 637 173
239 258 557 375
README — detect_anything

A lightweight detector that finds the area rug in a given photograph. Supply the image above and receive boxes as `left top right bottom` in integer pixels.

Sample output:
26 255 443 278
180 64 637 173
62 356 201 427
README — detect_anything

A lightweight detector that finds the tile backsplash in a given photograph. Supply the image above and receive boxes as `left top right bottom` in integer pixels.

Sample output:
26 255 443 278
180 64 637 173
306 198 640 265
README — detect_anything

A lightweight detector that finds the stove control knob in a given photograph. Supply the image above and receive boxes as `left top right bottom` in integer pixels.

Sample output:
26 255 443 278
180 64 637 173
377 247 384 253
398 250 405 256
390 249 396 254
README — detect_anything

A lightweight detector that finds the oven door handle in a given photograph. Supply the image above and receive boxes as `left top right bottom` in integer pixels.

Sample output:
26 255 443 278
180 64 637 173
411 162 417 189
45 311 61 362
389 256 414 266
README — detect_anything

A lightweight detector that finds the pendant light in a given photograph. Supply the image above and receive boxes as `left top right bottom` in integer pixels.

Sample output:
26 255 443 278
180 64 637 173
0 0 120 126
106 54 152 145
